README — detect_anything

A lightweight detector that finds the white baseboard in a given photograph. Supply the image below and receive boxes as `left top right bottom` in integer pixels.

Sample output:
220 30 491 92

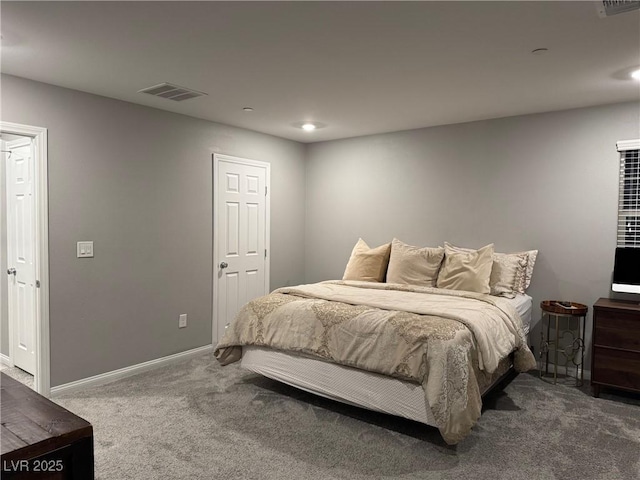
50 344 213 397
0 353 13 367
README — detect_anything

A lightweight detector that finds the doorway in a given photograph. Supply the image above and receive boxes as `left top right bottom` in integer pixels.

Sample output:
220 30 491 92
212 154 270 345
0 121 50 396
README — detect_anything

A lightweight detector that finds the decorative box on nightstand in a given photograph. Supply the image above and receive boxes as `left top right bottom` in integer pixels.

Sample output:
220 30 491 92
591 298 640 397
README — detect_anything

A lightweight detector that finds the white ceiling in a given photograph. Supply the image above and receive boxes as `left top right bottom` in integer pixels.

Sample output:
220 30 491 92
2 1 639 143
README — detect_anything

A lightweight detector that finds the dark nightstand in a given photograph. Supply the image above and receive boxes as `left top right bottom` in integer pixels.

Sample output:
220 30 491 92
591 298 640 397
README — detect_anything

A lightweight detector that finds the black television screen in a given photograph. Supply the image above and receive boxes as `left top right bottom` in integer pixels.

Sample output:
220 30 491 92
612 247 640 293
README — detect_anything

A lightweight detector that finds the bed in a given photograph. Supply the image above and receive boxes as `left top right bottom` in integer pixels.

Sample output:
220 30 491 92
215 239 537 445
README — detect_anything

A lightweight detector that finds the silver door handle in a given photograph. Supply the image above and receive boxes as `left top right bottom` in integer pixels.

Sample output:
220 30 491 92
220 262 228 269
7 268 16 276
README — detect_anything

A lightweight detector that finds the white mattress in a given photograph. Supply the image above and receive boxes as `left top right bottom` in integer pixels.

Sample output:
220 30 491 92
240 293 532 427
509 293 533 336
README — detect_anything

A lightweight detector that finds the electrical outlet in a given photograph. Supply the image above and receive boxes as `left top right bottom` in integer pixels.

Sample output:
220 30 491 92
179 314 187 328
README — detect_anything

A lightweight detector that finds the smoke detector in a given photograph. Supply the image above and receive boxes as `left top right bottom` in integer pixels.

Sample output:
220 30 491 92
597 0 640 18
138 82 207 102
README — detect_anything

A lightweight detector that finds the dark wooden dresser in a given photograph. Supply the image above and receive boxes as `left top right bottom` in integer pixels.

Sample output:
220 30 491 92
591 298 640 397
1 373 94 479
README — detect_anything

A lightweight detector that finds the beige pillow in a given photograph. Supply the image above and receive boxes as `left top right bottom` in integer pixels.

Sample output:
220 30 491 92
342 238 391 282
437 243 495 294
445 243 537 296
490 252 528 298
386 238 445 287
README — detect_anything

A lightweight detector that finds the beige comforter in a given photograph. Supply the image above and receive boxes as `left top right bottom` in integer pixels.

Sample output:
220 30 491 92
215 281 536 444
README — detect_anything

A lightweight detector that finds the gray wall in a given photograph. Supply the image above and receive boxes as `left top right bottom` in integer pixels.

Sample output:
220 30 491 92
305 102 640 368
1 74 306 386
3 72 637 386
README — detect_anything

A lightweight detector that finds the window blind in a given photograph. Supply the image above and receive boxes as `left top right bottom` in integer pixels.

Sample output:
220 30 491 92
617 140 640 247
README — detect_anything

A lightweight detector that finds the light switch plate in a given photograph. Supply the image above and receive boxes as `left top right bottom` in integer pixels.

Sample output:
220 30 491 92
77 241 94 258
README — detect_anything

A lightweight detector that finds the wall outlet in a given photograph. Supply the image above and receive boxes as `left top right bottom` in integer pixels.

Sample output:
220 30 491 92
179 314 187 328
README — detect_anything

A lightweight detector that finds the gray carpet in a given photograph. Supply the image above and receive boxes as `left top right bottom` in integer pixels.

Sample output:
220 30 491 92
0 363 35 389
52 353 640 480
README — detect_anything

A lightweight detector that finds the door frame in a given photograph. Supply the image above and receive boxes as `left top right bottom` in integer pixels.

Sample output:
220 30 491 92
212 153 270 346
1 121 50 397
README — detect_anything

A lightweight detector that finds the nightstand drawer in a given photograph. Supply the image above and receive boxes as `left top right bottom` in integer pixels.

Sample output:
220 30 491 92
592 347 640 392
594 312 640 352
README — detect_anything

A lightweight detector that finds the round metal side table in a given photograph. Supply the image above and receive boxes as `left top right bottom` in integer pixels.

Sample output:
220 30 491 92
539 300 587 387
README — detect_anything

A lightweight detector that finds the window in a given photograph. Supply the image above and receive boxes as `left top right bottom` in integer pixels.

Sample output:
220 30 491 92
617 140 640 247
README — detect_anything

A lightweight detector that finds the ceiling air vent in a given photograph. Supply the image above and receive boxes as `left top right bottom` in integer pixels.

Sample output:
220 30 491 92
138 83 207 102
598 0 640 17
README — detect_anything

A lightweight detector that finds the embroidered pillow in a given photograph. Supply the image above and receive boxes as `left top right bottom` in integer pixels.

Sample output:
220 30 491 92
490 252 528 298
516 250 538 293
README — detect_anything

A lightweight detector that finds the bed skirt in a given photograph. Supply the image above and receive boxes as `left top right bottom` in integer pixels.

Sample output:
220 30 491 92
241 346 514 429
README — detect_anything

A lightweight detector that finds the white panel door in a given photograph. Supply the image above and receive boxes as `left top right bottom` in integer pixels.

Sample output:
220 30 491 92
215 157 269 341
6 138 37 374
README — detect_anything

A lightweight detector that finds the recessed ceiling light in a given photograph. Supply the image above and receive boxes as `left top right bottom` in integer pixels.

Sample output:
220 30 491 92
631 69 640 81
243 107 254 112
293 121 327 131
